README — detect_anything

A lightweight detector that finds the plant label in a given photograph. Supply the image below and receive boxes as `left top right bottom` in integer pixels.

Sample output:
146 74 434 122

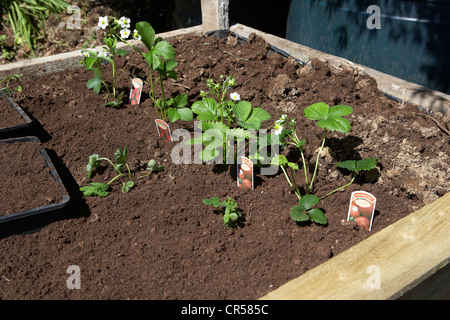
347 191 377 231
129 78 143 105
155 119 172 142
237 156 254 190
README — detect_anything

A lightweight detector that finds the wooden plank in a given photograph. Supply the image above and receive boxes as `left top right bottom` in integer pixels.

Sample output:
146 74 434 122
230 24 450 116
260 192 450 300
201 0 229 33
0 25 203 80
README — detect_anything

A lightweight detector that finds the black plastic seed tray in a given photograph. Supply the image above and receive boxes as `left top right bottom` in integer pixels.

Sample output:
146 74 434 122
0 91 34 139
0 136 70 236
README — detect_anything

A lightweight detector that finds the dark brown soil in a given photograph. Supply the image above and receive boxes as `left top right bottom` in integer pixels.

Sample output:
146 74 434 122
0 32 448 300
0 94 25 128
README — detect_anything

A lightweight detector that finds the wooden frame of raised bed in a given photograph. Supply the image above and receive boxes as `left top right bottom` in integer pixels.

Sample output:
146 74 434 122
0 18 448 299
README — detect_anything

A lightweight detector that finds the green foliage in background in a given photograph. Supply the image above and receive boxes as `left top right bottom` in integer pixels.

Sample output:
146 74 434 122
0 0 69 57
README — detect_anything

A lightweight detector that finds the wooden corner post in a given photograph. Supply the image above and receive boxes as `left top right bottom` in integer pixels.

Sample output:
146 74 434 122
201 0 229 33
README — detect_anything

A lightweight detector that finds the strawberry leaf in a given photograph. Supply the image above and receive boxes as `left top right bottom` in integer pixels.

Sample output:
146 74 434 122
192 98 220 121
308 208 327 224
176 108 194 122
86 77 101 93
114 147 128 171
304 102 353 133
234 102 271 130
80 182 110 197
173 93 188 109
153 41 175 60
355 157 379 171
270 154 289 166
298 194 319 210
233 101 252 123
203 196 221 207
136 21 155 51
304 102 329 120
121 180 134 193
290 206 310 222
116 48 129 57
336 158 378 172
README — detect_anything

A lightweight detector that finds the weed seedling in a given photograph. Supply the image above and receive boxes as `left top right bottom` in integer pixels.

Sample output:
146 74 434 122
0 73 22 94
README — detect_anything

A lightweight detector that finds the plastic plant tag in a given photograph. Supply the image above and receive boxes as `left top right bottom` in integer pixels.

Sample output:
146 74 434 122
347 191 377 231
155 119 172 142
129 78 143 105
237 156 254 190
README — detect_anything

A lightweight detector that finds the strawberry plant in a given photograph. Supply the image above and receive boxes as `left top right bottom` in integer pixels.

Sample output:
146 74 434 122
194 75 236 126
81 147 134 197
81 149 165 197
290 194 327 224
324 157 379 199
187 75 271 164
119 21 192 122
203 196 243 228
192 75 271 130
80 16 129 107
270 102 378 225
304 102 354 193
273 102 354 194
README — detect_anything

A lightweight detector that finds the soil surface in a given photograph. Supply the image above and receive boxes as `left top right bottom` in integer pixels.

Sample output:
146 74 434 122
0 31 449 300
0 93 25 128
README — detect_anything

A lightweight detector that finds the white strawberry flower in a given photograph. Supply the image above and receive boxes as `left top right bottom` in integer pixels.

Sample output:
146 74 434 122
120 28 131 39
273 119 284 135
78 50 89 57
98 48 110 58
98 16 109 29
230 92 240 102
79 49 95 58
132 29 141 41
118 16 131 28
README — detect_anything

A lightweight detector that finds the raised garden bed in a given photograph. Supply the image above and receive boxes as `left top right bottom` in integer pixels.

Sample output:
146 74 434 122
0 24 448 300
